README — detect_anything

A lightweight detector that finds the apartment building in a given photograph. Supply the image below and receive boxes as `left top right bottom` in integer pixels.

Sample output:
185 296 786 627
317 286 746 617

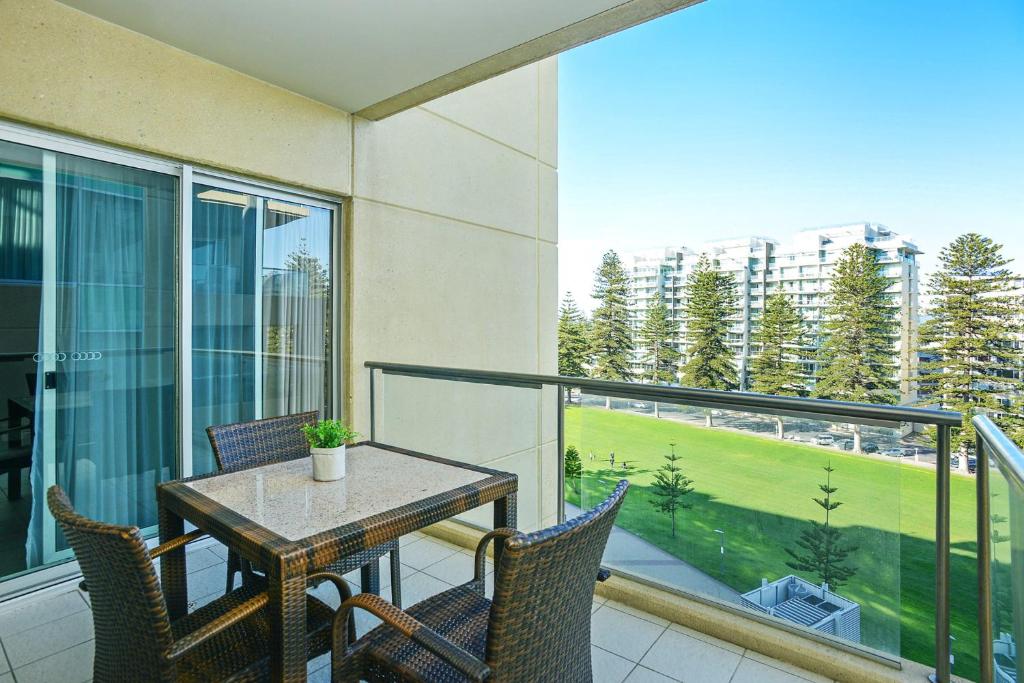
627 223 921 402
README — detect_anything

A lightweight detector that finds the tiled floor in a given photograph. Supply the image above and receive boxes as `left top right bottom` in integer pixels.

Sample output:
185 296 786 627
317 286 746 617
0 534 833 683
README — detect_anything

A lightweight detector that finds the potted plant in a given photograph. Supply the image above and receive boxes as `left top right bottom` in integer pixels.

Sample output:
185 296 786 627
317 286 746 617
302 420 359 481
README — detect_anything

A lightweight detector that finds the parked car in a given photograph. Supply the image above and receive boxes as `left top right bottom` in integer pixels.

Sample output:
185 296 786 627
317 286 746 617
968 456 977 474
862 443 879 454
814 434 835 446
882 448 904 457
837 439 854 451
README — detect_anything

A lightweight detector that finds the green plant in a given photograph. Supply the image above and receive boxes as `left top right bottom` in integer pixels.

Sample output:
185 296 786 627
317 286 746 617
564 445 583 493
301 420 359 449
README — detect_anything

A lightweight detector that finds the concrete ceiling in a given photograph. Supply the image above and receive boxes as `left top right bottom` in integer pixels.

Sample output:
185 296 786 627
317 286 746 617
57 0 702 119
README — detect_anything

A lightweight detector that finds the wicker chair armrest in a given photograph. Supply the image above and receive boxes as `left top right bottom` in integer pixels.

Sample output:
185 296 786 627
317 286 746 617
474 527 518 580
150 529 207 559
333 593 490 682
165 591 270 662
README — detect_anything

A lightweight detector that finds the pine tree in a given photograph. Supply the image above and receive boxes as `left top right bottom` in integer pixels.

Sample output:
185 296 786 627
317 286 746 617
680 255 739 426
649 443 695 538
590 251 634 407
558 293 590 382
785 463 859 589
564 445 583 494
918 234 1024 451
751 293 806 438
813 243 897 451
639 292 680 417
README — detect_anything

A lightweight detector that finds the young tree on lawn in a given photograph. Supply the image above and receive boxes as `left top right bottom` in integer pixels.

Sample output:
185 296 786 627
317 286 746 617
639 292 681 418
591 250 634 407
558 293 591 401
649 443 695 538
813 243 896 452
918 234 1024 451
751 293 806 439
563 445 583 494
785 463 858 589
680 254 739 426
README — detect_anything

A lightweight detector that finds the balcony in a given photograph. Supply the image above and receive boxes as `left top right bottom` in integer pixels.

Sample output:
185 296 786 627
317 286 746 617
1 362 1018 682
0 534 830 683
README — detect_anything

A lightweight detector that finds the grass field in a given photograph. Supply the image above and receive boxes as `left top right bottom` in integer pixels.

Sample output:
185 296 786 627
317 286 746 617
564 405 980 678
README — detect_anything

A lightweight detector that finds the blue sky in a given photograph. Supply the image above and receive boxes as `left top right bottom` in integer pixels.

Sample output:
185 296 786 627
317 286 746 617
558 0 1024 311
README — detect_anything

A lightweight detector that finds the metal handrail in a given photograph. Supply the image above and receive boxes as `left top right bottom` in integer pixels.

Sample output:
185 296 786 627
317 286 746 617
974 415 1024 683
365 361 960 428
365 360 961 682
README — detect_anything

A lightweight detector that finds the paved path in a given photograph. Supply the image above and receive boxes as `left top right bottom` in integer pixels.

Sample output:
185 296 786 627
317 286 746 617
566 503 742 604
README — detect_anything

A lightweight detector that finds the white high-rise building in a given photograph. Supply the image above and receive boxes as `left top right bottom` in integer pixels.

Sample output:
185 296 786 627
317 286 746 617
626 223 921 402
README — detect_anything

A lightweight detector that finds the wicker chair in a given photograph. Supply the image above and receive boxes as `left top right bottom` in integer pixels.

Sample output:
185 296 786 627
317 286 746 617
47 484 347 682
330 479 629 683
206 411 402 606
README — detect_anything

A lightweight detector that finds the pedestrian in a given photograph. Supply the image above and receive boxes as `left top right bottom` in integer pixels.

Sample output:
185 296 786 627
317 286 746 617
609 451 615 468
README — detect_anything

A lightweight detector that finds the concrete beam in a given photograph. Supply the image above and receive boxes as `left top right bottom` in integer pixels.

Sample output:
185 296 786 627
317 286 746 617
356 0 704 120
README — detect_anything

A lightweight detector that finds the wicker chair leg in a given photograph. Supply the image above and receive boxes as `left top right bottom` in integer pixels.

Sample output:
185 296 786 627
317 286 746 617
225 550 240 593
361 560 381 597
388 547 401 608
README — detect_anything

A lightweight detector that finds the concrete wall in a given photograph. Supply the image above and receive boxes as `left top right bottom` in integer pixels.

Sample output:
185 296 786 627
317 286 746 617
0 0 558 530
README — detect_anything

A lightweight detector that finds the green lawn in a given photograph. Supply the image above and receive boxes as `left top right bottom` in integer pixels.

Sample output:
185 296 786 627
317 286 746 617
565 405 980 679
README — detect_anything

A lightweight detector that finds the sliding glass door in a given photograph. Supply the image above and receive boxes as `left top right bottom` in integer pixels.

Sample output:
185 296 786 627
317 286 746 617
0 128 338 592
0 139 177 575
190 181 334 475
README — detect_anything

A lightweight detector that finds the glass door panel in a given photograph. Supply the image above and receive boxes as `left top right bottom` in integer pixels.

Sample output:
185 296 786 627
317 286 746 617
0 140 44 579
190 185 257 475
261 199 332 418
0 138 178 576
190 183 333 475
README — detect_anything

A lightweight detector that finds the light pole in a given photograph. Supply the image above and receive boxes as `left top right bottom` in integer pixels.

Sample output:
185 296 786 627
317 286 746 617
715 529 726 578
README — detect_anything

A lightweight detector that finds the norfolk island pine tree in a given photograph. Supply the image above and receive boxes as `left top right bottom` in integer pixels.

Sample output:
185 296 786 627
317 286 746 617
813 243 897 452
680 254 739 426
590 250 633 408
639 291 681 418
750 292 807 439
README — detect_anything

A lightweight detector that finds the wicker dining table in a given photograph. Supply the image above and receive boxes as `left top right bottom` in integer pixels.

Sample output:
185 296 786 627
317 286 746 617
156 441 518 682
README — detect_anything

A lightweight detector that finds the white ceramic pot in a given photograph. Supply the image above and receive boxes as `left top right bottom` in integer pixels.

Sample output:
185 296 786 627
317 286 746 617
311 445 346 481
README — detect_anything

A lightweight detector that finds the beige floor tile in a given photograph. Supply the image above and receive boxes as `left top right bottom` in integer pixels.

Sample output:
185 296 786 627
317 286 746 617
421 550 487 586
13 639 93 683
591 645 636 683
590 605 667 662
4 610 93 668
667 622 745 655
604 600 670 627
0 590 88 638
399 538 462 570
398 571 452 606
624 665 677 682
731 656 817 683
740 652 832 683
640 628 741 683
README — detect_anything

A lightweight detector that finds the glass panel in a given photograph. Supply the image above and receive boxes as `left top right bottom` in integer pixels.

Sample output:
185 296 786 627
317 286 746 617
44 154 177 558
191 184 333 475
990 458 1024 683
261 198 332 418
191 185 257 475
374 372 549 530
566 396 903 658
0 139 177 579
0 140 44 579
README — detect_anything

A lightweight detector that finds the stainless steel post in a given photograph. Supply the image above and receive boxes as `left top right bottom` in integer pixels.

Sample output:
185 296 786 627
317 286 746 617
977 432 993 683
935 424 952 683
557 384 566 524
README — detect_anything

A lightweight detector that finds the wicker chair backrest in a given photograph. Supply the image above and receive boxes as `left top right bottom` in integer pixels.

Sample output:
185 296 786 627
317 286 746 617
47 485 175 681
485 480 628 683
206 410 318 473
